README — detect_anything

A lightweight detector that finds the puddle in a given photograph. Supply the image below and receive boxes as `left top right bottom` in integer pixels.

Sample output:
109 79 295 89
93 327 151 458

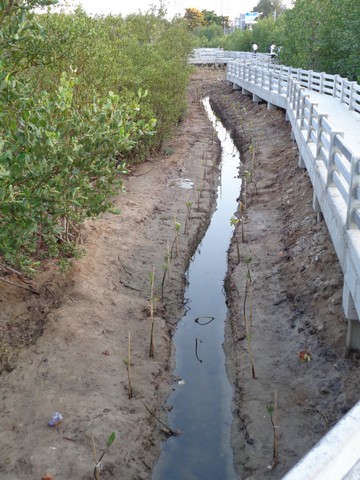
169 178 194 189
152 98 241 480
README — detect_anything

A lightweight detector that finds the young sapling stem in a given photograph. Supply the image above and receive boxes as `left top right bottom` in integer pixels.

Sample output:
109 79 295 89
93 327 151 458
170 216 181 258
184 196 193 235
93 432 116 479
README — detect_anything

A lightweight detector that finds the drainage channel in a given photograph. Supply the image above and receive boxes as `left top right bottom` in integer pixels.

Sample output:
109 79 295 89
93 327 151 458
152 98 241 480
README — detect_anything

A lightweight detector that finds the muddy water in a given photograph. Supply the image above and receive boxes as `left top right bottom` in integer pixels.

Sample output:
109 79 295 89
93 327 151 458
152 98 241 480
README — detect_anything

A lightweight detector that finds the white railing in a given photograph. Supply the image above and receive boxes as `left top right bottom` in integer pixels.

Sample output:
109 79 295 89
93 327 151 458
228 60 360 114
189 47 270 64
227 60 360 231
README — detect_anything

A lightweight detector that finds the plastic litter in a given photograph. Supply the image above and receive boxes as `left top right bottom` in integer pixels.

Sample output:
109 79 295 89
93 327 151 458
48 412 63 427
42 473 54 480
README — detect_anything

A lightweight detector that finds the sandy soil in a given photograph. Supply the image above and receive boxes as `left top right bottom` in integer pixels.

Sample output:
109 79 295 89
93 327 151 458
1 68 360 480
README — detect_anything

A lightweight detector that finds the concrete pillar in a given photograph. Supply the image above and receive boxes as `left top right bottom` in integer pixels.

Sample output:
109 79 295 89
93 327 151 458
346 320 360 351
232 83 240 90
343 282 360 351
313 192 323 222
252 93 263 103
298 152 305 168
267 102 277 111
242 87 251 95
343 282 358 319
312 191 321 212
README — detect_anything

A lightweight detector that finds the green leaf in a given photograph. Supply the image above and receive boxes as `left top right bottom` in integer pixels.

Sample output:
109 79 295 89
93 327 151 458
107 431 116 447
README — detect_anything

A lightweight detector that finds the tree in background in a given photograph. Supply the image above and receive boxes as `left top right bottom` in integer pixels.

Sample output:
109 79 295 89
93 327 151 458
279 0 360 80
192 23 224 47
252 0 286 19
201 9 230 29
251 16 279 53
184 7 204 29
223 27 253 52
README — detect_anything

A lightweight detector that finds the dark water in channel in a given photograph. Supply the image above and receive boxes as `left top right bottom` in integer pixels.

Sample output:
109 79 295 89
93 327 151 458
152 98 241 480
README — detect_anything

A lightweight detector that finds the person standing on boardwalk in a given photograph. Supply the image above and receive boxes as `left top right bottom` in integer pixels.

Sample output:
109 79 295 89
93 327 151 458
270 42 277 60
252 42 258 56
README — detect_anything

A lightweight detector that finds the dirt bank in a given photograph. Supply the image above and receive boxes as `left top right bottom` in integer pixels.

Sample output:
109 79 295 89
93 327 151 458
1 68 360 480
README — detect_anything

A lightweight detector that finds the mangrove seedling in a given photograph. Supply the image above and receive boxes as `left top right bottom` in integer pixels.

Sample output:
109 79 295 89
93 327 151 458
249 142 258 168
161 242 170 302
149 267 156 358
123 331 133 399
245 256 253 287
194 178 202 211
267 391 279 469
230 216 241 264
93 432 116 480
170 216 181 258
184 197 193 236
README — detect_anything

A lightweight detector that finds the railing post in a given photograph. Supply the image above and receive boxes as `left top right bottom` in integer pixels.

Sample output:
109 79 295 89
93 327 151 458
292 82 300 110
287 77 294 105
299 93 309 128
340 78 346 102
349 82 356 111
326 131 344 187
319 72 324 94
278 66 283 94
346 155 360 228
286 77 292 102
333 74 339 97
315 114 328 159
308 70 313 89
306 103 315 142
295 87 301 118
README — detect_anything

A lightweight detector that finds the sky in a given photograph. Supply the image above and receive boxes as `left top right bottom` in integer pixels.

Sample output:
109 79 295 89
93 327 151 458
74 0 293 22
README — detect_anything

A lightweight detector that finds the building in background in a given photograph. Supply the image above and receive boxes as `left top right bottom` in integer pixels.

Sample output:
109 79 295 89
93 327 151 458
234 11 261 30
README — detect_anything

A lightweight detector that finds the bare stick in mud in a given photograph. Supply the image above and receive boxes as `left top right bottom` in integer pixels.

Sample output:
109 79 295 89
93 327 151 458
142 402 180 437
161 242 170 302
243 257 256 379
149 267 156 358
123 331 133 399
267 391 279 469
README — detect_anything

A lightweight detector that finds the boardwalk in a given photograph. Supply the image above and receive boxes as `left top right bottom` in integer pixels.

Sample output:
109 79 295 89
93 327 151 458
224 54 360 480
226 58 360 352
